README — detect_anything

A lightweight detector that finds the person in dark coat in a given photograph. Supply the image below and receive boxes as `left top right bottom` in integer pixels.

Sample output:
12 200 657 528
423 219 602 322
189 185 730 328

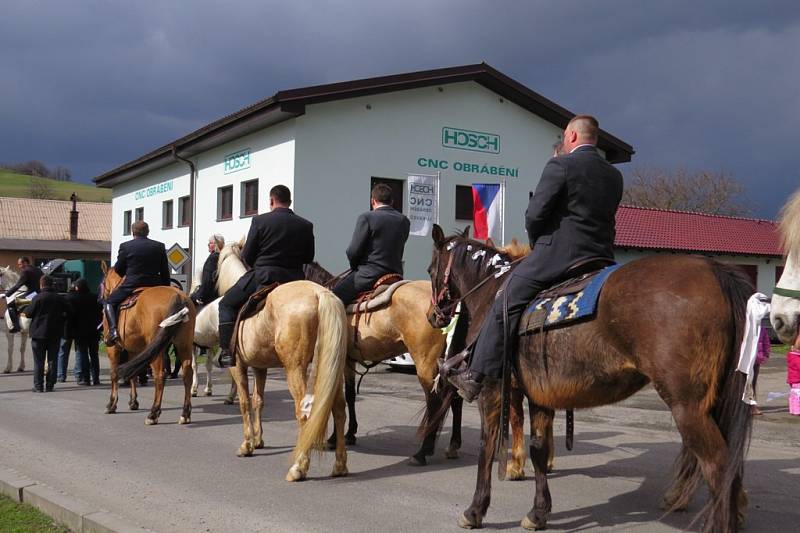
217 185 314 368
332 183 410 305
190 234 225 307
23 275 68 392
65 278 103 386
1 256 43 333
449 115 624 402
104 220 171 344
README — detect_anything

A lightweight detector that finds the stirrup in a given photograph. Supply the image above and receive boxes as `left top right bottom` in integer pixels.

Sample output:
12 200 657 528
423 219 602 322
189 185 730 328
216 349 235 368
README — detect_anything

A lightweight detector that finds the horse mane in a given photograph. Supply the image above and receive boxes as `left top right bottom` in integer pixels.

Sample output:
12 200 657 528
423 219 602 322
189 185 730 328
442 234 514 280
0 267 19 290
216 237 248 295
498 238 530 260
779 187 800 261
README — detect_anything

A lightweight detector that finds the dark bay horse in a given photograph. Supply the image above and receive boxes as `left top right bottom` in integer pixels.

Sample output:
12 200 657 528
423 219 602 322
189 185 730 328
100 264 196 425
426 224 752 533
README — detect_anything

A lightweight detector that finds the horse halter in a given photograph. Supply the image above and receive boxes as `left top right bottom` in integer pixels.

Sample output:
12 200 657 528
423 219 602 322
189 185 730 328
773 286 800 300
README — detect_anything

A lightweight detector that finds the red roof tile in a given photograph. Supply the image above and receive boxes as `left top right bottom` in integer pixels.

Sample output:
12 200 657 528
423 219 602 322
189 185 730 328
614 205 782 256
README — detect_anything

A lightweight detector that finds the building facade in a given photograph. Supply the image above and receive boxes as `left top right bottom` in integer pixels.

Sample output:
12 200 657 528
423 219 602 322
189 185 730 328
94 64 633 285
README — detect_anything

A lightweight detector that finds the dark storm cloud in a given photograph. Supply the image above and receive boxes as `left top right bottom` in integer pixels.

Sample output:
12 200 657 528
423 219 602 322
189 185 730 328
1 0 798 217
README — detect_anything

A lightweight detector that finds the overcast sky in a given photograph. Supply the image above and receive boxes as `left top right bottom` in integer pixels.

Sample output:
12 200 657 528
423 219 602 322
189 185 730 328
1 0 798 219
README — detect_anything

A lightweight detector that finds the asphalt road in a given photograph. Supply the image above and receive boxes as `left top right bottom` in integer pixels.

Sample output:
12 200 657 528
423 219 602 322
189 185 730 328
1 339 798 533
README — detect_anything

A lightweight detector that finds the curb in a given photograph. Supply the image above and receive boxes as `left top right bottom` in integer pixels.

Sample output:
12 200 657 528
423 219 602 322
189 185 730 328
0 467 152 533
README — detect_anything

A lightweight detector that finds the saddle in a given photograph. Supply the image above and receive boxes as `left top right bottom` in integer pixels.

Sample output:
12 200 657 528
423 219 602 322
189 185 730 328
119 288 148 311
230 283 280 356
348 274 407 347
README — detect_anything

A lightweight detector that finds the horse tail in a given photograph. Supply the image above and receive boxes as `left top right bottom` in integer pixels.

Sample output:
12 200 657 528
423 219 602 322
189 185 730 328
293 289 347 461
117 294 190 382
675 262 753 529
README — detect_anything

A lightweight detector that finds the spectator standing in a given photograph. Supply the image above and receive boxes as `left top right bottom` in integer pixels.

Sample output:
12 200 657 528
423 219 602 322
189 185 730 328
65 278 103 386
788 346 800 416
751 327 771 415
22 275 68 392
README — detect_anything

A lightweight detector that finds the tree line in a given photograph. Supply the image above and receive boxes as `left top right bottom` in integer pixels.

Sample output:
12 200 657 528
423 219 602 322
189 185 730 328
1 160 72 181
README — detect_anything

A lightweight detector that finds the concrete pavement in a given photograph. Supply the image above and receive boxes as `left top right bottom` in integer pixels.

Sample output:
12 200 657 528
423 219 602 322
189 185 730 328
1 338 798 532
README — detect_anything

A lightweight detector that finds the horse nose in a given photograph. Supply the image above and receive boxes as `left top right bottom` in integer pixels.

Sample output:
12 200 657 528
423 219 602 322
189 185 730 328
774 316 784 332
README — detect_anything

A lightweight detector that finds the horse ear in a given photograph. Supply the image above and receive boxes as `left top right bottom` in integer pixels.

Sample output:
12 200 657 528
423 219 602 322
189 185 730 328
461 226 471 238
432 224 445 246
101 261 108 274
486 238 496 248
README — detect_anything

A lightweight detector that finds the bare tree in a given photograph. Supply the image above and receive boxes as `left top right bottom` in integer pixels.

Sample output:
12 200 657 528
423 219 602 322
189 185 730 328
28 177 57 199
52 165 72 181
622 167 751 217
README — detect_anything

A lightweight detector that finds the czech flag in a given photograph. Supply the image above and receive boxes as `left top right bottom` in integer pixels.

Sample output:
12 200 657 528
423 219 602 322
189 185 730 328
472 183 502 241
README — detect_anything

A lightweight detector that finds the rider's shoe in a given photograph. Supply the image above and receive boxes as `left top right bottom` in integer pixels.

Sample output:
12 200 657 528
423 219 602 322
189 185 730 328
447 369 484 403
217 348 235 368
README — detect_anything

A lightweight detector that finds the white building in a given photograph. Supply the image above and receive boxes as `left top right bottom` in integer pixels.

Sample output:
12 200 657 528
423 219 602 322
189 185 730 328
94 63 634 286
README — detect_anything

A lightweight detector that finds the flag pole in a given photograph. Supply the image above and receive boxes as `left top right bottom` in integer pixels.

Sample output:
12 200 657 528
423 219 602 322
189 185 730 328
501 177 506 244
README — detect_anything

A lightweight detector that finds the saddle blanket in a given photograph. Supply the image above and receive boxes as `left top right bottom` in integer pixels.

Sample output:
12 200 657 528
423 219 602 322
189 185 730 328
345 280 410 315
520 264 621 334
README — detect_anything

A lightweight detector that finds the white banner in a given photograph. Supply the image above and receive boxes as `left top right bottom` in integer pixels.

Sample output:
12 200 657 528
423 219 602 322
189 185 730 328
407 174 439 237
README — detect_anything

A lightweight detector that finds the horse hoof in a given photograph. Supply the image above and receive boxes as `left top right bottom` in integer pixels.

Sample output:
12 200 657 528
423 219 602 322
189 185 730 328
254 439 264 449
521 512 548 531
178 416 190 425
408 454 427 467
2 368 10 374
331 464 348 477
458 513 480 529
345 434 357 446
237 445 253 457
326 440 336 451
506 467 526 481
224 398 234 405
191 391 198 397
130 402 139 411
145 417 158 426
17 367 25 372
445 448 460 459
285 465 306 482
105 408 115 414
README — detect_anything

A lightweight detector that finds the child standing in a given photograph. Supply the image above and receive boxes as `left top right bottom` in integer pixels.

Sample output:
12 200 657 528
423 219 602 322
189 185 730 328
23 275 68 392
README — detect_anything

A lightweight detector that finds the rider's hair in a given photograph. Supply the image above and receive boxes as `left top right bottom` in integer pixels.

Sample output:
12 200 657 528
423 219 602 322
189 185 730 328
371 183 393 205
73 278 90 294
18 256 31 265
210 234 225 252
131 220 149 237
40 275 54 289
270 185 292 206
567 115 599 143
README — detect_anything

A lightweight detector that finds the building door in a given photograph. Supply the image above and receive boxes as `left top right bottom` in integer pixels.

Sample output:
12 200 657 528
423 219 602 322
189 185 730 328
370 177 403 212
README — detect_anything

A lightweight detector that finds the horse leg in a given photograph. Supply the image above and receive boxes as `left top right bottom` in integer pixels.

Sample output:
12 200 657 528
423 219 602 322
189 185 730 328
522 403 554 530
105 349 120 414
3 330 11 373
446 395 463 459
328 365 356 448
410 347 446 466
178 342 193 424
662 445 701 512
670 402 735 533
17 332 26 371
506 384 527 480
191 348 199 397
145 354 165 425
204 348 214 396
231 364 255 457
251 368 267 449
459 384 502 529
286 366 311 481
331 375 348 477
225 379 237 404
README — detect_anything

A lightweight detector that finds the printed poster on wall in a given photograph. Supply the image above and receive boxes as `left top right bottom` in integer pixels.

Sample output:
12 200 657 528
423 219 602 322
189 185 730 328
407 174 439 237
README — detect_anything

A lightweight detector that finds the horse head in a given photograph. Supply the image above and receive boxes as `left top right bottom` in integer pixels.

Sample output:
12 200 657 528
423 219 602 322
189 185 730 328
771 188 800 345
216 237 248 295
100 265 123 299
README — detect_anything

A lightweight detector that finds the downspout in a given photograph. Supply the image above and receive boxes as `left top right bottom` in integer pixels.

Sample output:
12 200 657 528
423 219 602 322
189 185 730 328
172 146 196 291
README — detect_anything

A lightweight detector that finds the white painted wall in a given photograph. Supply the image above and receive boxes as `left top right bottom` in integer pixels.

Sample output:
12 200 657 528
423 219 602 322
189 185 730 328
294 82 568 279
615 249 784 295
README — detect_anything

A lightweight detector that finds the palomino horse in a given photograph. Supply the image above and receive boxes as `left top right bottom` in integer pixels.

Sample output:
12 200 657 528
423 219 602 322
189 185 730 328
217 242 349 481
100 264 196 425
303 262 479 467
0 266 29 373
771 187 800 345
426 224 752 533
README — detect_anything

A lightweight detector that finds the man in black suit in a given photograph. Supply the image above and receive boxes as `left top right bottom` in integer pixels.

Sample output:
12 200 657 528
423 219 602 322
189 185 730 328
23 275 68 392
1 256 43 333
449 115 624 402
104 220 171 344
332 183 411 305
217 185 314 367
190 234 225 307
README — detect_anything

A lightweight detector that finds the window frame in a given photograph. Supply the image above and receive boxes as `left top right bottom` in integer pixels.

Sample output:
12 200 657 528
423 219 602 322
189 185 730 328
134 207 144 222
123 210 132 236
240 179 259 218
162 199 174 229
455 184 474 221
178 195 191 227
217 185 233 221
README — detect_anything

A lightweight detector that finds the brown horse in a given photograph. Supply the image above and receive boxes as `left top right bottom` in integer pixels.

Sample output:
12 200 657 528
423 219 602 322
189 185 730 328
100 264 196 425
303 262 480 468
426 224 753 533
217 243 349 481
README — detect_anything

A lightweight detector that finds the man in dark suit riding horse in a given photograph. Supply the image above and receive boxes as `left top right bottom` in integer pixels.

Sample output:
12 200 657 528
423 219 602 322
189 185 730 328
2 256 43 333
216 185 314 368
104 220 171 345
332 183 410 305
449 115 624 402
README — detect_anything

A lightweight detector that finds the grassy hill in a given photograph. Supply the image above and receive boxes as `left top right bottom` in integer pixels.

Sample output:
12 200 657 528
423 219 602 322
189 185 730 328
0 170 111 202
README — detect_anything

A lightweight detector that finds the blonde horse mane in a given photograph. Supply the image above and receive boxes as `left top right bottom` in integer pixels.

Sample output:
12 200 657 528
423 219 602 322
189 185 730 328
216 237 248 294
0 266 20 290
498 238 531 260
779 188 800 261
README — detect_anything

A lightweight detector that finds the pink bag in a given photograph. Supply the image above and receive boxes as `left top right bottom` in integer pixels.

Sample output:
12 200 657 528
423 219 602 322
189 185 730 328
790 382 800 416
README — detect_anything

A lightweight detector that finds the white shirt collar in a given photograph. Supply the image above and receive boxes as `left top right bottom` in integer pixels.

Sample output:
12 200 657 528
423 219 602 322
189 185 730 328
569 144 595 153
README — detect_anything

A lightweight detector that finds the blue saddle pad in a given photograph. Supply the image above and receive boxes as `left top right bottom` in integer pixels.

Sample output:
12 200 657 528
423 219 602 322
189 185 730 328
520 264 621 334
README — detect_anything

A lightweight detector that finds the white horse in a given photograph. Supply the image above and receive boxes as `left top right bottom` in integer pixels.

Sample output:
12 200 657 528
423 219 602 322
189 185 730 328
0 266 30 373
771 187 800 345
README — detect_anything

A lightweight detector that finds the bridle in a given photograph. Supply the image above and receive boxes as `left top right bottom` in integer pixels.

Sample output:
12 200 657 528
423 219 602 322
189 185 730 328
430 241 521 324
773 286 800 300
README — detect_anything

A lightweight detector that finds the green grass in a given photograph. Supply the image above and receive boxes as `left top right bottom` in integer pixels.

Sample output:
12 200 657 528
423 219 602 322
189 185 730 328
0 494 71 532
0 170 111 202
771 344 791 357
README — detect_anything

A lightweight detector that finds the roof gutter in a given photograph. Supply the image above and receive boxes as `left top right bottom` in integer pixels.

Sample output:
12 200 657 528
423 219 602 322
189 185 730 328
171 146 196 290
